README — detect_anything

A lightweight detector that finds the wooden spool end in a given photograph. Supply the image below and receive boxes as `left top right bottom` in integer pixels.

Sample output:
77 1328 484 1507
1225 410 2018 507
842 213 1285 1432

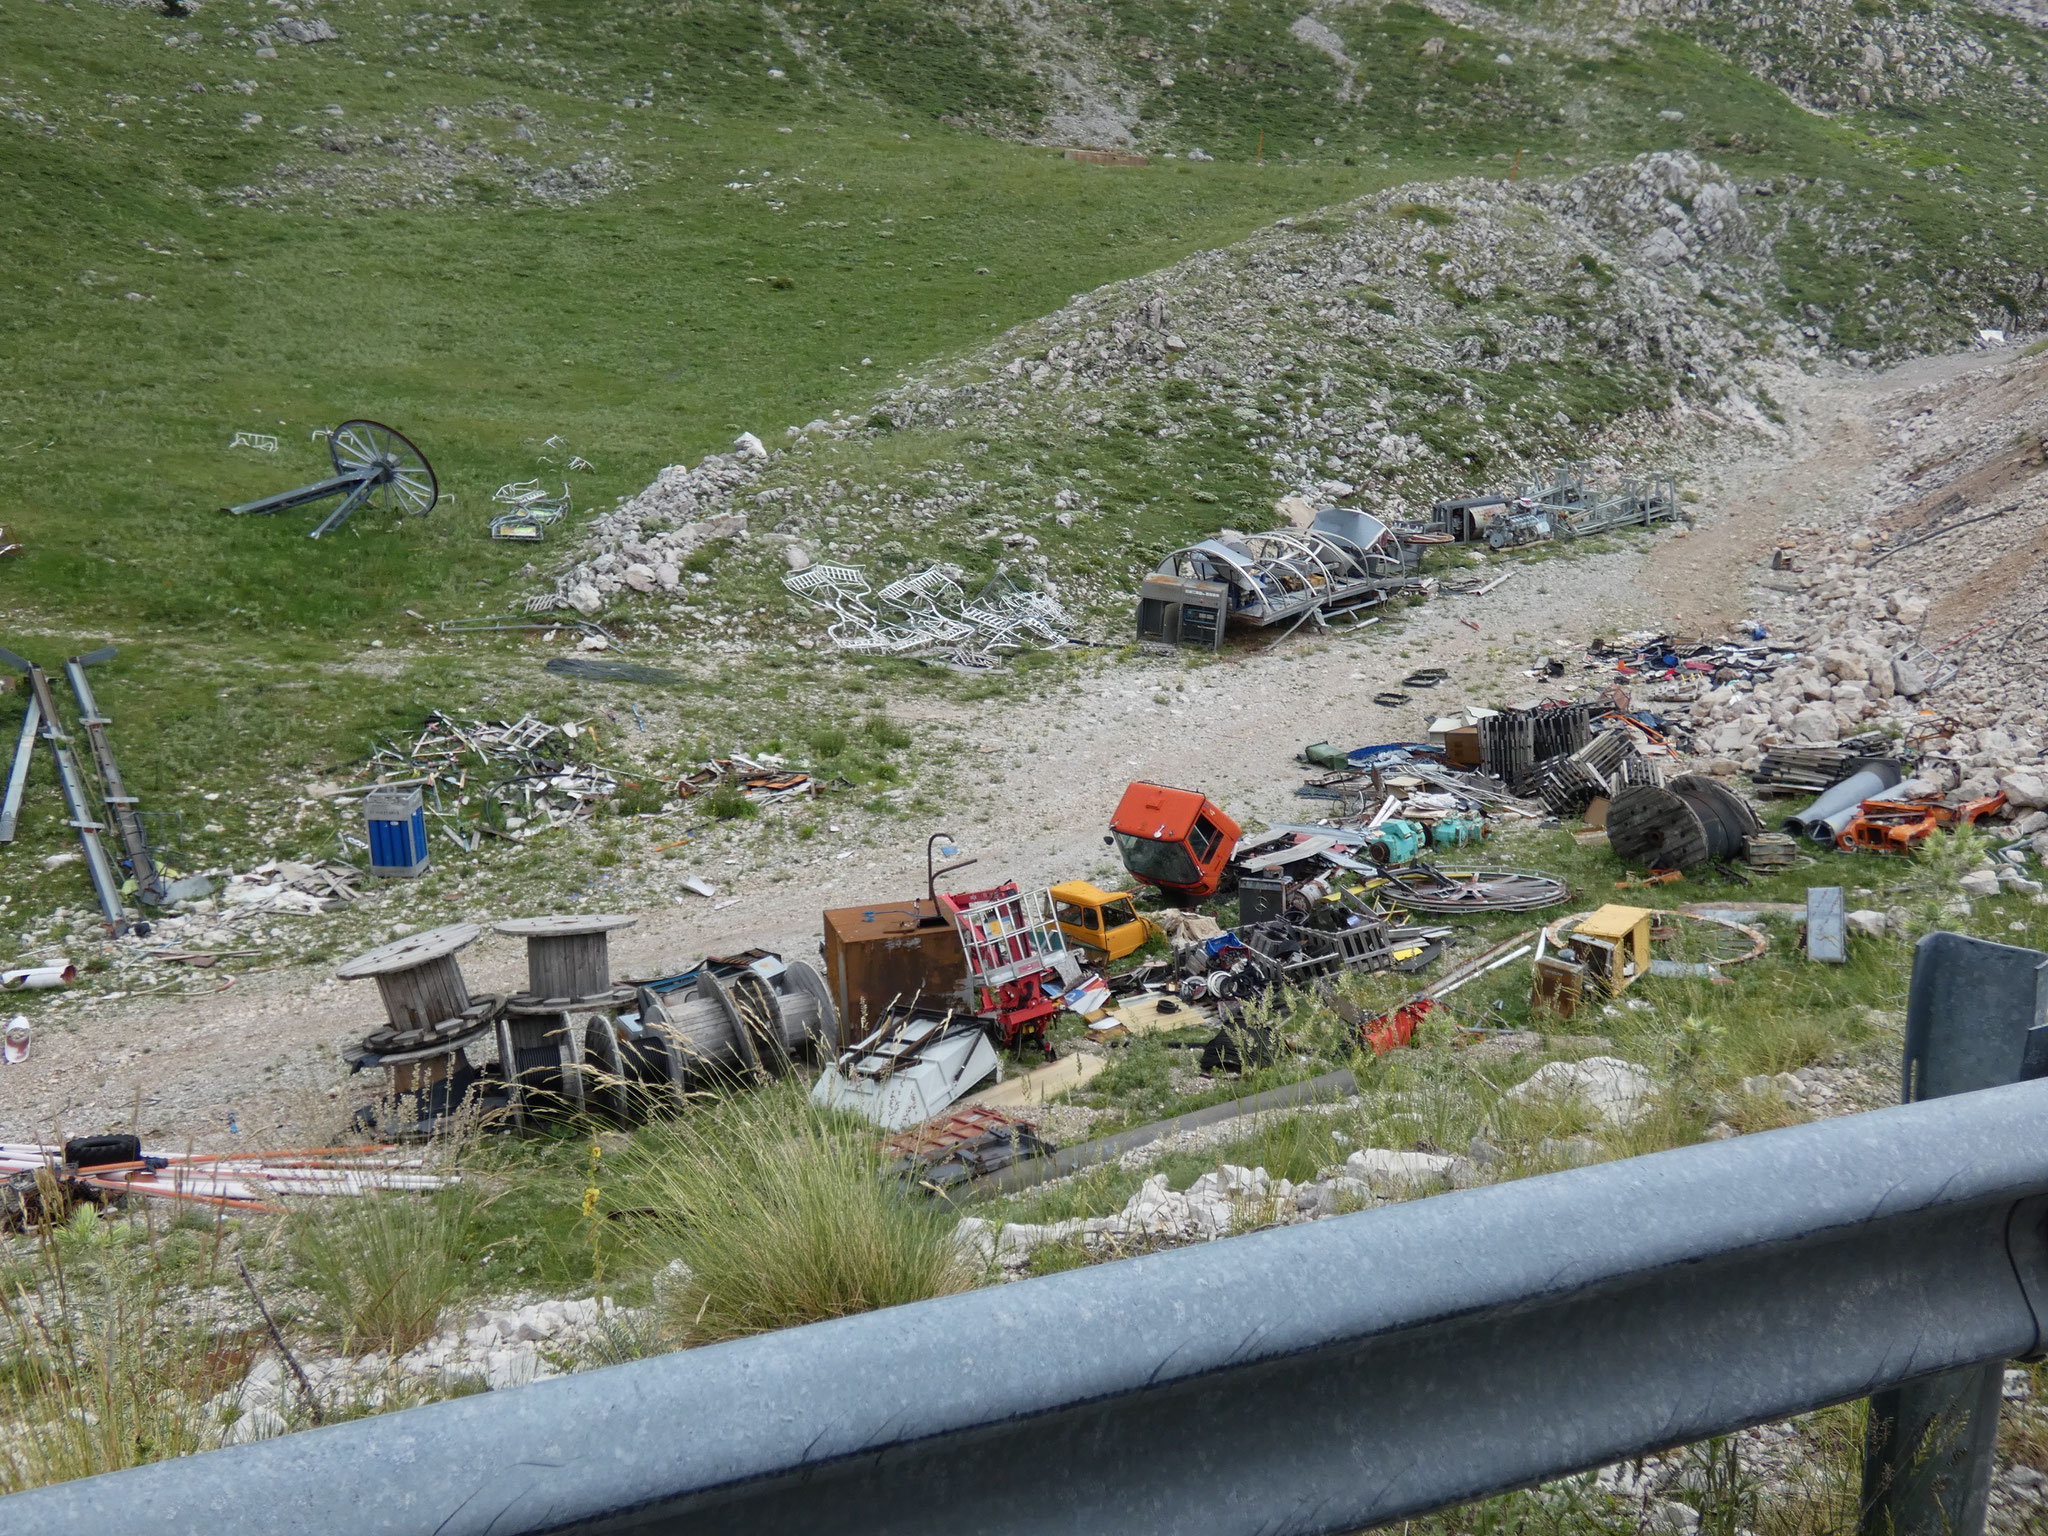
336 923 480 1031
496 914 636 999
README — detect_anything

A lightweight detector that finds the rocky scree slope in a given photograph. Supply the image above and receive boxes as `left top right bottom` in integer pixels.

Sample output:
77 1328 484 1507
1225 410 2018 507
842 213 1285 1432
547 151 1794 630
1690 346 2048 851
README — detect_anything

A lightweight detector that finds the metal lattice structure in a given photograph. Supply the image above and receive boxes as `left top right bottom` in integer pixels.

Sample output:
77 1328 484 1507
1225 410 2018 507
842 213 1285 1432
488 480 571 542
1436 463 1681 547
1151 507 1413 634
784 563 1070 666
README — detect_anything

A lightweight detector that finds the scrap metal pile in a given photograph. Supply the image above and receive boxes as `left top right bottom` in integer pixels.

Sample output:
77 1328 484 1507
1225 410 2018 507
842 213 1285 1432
782 564 1071 668
671 753 835 808
350 712 631 849
1428 461 1682 550
1588 631 1785 705
1752 738 1900 793
488 479 572 542
338 918 841 1139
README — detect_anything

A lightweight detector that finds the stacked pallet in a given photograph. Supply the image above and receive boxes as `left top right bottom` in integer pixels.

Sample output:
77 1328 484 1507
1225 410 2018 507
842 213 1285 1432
1536 728 1666 817
1477 702 1598 791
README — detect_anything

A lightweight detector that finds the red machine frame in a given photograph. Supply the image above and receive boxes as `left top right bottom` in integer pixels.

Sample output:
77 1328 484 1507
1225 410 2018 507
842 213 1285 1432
937 882 1069 1060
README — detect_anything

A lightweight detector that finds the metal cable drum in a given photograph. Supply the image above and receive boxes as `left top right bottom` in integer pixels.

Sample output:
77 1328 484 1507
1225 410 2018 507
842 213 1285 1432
1606 775 1763 870
615 962 837 1109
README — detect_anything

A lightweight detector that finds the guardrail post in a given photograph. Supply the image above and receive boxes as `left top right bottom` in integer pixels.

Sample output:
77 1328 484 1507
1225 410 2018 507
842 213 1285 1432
1859 931 2048 1536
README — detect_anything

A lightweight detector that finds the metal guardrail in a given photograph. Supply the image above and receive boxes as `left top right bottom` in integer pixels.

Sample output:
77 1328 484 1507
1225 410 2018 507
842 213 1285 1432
7 935 2048 1536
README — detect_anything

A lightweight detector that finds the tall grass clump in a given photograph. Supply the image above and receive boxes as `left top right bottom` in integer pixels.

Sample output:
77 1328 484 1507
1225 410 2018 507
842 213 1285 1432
290 1187 475 1357
625 1083 973 1343
0 1203 244 1493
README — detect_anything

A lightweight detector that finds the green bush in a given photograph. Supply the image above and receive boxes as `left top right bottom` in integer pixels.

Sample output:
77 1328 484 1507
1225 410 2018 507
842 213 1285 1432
290 1190 475 1357
623 1084 974 1343
703 784 760 820
861 713 913 750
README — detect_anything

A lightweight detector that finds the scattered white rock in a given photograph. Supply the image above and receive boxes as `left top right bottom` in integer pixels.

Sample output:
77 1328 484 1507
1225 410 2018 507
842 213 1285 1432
1959 869 2003 899
1506 1057 1658 1126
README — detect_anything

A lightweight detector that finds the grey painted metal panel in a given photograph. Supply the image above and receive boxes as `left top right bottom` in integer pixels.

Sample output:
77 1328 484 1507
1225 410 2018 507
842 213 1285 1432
10 1077 2048 1536
1806 885 1846 963
1863 932 2048 1536
1310 505 1390 551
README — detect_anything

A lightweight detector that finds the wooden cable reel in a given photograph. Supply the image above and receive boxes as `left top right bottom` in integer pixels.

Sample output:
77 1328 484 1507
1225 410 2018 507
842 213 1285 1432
1605 774 1762 871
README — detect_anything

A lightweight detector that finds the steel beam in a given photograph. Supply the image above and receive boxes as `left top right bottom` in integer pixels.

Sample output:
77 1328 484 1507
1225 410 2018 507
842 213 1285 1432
222 471 363 518
0 688 39 842
64 648 162 904
9 1073 2048 1536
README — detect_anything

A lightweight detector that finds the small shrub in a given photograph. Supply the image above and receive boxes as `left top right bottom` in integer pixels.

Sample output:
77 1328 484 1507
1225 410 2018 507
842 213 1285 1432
1388 200 1455 227
861 713 912 750
626 1084 974 1342
807 725 849 758
684 538 732 575
290 1189 474 1357
703 784 759 820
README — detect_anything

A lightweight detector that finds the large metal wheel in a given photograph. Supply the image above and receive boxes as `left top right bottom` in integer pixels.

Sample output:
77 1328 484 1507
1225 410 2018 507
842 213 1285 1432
329 419 438 517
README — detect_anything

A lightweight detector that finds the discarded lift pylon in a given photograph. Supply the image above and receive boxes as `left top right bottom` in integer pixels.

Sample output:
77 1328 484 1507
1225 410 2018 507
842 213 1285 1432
223 419 438 539
0 644 162 931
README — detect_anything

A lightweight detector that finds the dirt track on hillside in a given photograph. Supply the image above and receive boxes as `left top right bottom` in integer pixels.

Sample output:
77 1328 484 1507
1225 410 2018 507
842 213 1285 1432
1 344 2025 1151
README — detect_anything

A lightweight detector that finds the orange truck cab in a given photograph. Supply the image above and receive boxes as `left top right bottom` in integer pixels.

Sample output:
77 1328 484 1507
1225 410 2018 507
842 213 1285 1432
1109 782 1242 901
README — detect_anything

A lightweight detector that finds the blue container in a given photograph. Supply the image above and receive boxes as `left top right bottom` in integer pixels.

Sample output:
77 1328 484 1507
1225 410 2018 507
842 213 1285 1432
364 787 429 878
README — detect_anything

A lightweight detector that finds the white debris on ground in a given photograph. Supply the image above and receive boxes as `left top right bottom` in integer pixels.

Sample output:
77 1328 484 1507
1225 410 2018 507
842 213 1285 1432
207 1295 645 1444
958 1143 1487 1271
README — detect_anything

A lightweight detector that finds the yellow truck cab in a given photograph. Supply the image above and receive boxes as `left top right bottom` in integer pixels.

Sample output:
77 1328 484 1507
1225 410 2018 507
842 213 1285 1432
1049 881 1159 961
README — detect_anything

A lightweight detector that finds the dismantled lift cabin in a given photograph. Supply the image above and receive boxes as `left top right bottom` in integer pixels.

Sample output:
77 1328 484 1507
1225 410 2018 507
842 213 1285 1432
1136 507 1414 650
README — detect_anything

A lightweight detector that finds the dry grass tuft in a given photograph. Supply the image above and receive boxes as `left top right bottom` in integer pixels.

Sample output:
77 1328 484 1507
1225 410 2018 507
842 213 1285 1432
622 1083 974 1344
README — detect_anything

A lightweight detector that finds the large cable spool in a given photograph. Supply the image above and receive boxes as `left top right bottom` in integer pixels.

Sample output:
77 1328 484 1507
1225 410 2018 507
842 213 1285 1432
1606 774 1763 870
617 962 835 1109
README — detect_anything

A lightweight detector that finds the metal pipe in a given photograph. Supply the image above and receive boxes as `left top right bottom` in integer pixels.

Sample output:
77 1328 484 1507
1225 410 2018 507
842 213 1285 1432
967 1067 1361 1198
1 965 75 990
1782 759 1903 841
